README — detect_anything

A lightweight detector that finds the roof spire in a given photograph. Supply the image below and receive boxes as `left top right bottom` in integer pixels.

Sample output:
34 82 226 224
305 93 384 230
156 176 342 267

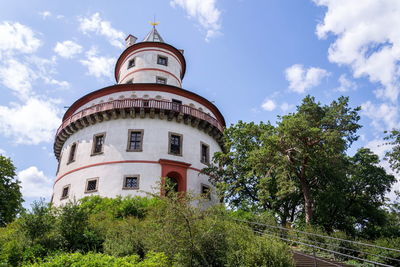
143 18 164 42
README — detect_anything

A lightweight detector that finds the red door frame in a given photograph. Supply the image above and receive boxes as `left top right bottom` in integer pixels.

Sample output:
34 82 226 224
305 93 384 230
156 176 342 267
159 159 191 194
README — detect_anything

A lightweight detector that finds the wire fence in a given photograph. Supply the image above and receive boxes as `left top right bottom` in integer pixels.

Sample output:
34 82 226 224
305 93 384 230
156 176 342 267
231 218 400 267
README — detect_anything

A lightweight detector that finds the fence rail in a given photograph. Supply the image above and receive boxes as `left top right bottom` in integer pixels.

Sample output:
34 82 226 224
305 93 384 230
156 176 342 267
56 98 224 136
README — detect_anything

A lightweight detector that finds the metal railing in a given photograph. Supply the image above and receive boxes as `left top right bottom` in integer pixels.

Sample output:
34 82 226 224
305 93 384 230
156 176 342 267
56 98 224 136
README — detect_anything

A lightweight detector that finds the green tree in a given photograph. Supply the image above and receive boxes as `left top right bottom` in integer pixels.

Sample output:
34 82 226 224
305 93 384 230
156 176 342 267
0 155 23 226
384 129 400 173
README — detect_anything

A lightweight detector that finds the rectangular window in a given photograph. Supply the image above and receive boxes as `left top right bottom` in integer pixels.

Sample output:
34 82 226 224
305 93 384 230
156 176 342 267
91 133 105 155
85 178 98 193
126 79 133 84
201 184 211 200
169 132 182 156
127 130 144 152
200 142 210 164
156 76 167 84
123 175 140 189
61 185 70 199
68 143 77 163
157 55 168 66
128 58 135 69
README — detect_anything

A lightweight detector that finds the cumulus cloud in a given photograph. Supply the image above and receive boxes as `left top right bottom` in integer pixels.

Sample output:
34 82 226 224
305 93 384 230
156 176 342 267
261 99 276 111
313 0 400 101
79 13 125 48
285 64 330 93
334 74 357 92
280 102 294 112
80 47 115 79
0 59 35 99
361 101 399 131
0 22 41 57
0 98 62 144
54 40 83 58
170 0 222 41
17 166 53 199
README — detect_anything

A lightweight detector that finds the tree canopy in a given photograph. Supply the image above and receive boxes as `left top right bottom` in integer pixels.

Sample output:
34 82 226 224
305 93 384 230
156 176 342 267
0 155 23 227
204 96 396 237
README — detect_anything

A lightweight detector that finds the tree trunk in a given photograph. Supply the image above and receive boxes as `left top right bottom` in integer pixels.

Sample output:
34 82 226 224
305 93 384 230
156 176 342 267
299 175 313 224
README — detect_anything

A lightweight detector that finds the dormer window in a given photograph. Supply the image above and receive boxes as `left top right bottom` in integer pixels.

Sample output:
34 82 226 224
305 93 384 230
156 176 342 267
157 55 168 66
156 76 167 84
128 58 135 69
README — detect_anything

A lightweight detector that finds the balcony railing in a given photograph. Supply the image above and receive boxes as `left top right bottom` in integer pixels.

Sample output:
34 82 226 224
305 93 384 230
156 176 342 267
56 98 224 137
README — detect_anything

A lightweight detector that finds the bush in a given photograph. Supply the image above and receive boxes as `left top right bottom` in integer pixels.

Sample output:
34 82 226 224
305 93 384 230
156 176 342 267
23 252 171 267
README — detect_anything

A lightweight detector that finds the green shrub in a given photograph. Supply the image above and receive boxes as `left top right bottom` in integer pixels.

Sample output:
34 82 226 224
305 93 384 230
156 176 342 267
23 252 171 267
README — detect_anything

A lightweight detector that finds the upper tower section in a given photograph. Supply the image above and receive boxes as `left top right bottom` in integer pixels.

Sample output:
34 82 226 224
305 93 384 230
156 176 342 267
115 26 186 88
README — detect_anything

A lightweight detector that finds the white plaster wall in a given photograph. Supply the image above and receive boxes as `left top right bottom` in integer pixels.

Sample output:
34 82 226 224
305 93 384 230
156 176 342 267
53 117 221 206
117 48 182 87
74 91 217 120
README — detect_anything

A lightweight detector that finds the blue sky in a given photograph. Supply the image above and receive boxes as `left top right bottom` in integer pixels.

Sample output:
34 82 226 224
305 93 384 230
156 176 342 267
0 0 399 207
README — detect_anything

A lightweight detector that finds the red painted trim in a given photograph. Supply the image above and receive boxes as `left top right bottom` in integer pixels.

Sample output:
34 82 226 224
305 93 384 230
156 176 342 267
55 160 159 184
120 68 181 87
115 42 186 81
54 159 204 186
119 48 182 78
61 84 226 127
159 159 191 193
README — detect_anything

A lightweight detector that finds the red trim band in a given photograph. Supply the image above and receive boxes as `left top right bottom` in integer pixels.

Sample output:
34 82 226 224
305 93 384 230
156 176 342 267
120 68 182 87
55 160 203 185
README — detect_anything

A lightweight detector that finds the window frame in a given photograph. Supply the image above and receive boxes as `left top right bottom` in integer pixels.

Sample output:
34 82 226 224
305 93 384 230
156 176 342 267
156 76 167 84
91 132 106 156
168 132 183 156
157 55 168 66
61 184 70 200
85 177 99 193
128 58 135 69
201 184 211 200
126 129 144 152
122 175 140 190
200 142 210 165
67 142 77 164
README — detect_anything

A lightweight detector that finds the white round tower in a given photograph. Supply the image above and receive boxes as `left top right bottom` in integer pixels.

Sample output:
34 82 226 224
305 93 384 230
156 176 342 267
52 26 225 206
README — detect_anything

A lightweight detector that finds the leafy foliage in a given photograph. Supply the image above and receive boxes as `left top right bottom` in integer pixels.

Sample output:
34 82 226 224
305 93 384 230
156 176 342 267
0 155 23 227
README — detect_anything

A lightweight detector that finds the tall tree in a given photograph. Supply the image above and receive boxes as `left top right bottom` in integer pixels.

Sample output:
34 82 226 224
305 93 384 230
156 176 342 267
0 155 23 226
257 96 361 224
384 129 400 173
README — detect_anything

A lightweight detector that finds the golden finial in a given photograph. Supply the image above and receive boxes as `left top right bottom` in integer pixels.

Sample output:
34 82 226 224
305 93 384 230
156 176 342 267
150 21 159 26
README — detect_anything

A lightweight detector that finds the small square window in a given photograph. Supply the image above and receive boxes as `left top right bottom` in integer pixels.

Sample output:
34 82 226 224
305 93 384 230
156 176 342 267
92 133 105 155
128 58 135 69
201 184 211 200
85 178 98 193
68 143 77 163
157 55 168 66
61 185 70 199
123 176 139 189
126 79 133 84
169 132 182 156
200 142 210 164
127 130 143 152
156 76 167 84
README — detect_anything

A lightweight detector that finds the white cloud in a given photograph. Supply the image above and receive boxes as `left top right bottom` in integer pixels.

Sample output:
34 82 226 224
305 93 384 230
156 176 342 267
17 166 53 199
313 0 400 101
54 40 83 59
334 74 357 92
0 22 41 57
361 101 399 131
80 47 115 79
261 99 276 111
0 97 62 145
0 59 35 99
79 13 125 48
0 148 6 156
39 11 52 19
170 0 222 41
285 64 330 93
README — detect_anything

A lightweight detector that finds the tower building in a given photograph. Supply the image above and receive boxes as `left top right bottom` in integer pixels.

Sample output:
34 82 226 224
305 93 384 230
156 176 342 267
52 26 225 205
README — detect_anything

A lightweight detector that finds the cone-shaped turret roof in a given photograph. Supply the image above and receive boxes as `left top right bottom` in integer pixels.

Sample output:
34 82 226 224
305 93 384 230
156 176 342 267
143 26 164 42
